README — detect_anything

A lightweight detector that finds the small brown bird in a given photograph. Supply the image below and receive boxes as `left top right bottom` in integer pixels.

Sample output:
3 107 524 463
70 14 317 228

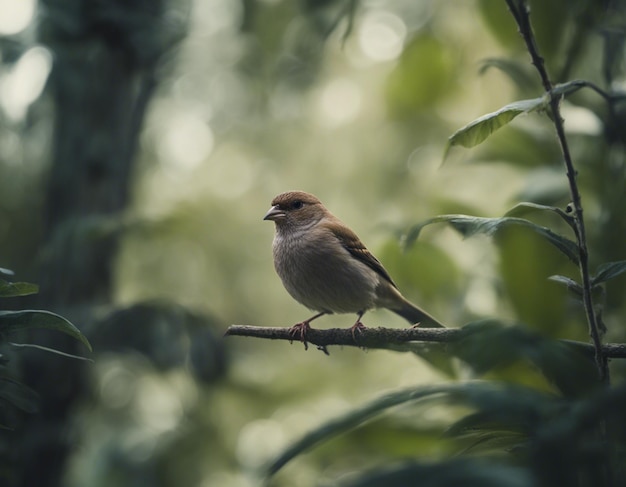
264 191 444 342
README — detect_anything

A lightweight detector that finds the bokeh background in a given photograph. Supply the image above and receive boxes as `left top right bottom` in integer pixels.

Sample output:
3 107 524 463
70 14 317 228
1 0 624 486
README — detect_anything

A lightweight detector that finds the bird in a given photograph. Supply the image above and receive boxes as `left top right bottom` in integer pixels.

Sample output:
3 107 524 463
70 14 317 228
263 190 445 344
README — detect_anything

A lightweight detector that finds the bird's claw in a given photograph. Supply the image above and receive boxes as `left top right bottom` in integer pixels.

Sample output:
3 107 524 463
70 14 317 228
288 321 312 350
350 321 367 342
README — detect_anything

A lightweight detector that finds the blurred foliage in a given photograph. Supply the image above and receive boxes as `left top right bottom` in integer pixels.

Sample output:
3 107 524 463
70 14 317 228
0 271 91 485
90 301 226 382
386 33 458 117
1 0 626 486
267 378 626 486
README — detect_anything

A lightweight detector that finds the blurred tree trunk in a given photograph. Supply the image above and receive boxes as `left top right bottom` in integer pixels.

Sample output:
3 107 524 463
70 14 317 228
13 2 188 486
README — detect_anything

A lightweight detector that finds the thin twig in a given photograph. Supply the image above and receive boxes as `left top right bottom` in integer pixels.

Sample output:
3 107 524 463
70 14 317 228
225 325 456 353
505 0 609 384
225 325 626 359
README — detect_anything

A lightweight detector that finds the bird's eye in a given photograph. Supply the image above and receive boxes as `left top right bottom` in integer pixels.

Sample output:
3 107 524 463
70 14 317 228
291 201 304 210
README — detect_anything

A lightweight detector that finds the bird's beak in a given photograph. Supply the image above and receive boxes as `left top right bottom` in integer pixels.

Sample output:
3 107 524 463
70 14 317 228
263 205 285 221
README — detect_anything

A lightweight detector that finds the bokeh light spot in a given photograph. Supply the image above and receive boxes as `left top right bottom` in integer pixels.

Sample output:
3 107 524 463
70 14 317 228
99 360 138 410
358 10 407 62
0 46 52 122
205 145 255 199
316 78 362 127
236 419 285 468
0 0 35 35
158 113 214 172
561 103 602 135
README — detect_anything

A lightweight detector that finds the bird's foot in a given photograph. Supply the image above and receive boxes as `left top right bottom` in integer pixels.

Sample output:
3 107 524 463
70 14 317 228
288 321 312 350
350 321 367 342
410 321 422 329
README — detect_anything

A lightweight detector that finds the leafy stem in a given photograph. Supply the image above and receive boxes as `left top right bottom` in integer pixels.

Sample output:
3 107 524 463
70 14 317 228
505 0 609 384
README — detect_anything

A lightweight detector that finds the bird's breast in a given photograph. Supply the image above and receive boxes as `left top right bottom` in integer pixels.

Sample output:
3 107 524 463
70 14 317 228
272 228 379 313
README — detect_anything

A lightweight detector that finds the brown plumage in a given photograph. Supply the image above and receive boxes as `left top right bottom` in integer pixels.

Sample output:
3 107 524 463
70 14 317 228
264 191 444 340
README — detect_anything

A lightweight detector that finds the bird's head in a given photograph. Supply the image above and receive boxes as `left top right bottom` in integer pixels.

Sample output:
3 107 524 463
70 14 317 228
263 191 326 229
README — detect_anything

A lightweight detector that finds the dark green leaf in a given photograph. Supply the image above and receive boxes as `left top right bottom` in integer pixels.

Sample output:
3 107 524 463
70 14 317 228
0 376 39 414
454 430 528 457
446 411 529 455
505 202 574 228
454 383 561 428
539 383 626 444
9 342 93 361
0 280 39 298
445 98 544 156
264 384 455 477
452 321 598 397
405 214 579 263
531 340 600 397
591 260 626 286
264 382 557 478
342 459 533 487
0 310 92 352
444 80 594 159
548 275 582 297
451 321 530 373
447 411 524 438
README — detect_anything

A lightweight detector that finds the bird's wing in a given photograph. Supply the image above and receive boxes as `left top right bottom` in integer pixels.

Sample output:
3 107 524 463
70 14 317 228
328 220 398 289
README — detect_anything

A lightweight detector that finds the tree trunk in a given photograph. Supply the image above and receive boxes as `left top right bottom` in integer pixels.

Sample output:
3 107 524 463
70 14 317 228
13 2 188 486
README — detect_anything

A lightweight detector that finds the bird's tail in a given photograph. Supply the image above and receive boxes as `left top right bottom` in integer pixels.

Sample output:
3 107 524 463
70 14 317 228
391 298 446 328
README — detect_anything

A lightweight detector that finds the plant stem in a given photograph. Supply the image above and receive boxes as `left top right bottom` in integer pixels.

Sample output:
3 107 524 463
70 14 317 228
505 0 609 384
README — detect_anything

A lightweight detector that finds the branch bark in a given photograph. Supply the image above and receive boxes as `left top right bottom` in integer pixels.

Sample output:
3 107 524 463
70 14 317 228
225 324 626 358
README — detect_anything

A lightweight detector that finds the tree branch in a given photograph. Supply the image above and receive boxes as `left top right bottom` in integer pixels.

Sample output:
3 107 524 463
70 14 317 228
225 325 626 358
505 0 610 384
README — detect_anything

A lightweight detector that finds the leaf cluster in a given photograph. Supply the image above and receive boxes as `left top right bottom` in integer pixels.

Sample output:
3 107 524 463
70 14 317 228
264 321 626 486
265 378 626 487
0 270 91 429
256 1 626 485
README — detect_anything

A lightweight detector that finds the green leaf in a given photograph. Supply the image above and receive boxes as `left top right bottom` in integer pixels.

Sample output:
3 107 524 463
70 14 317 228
445 98 544 156
451 321 532 374
504 202 574 228
0 310 92 352
264 382 557 478
0 376 39 414
531 341 600 398
405 214 579 264
591 260 626 286
0 280 39 298
451 321 598 397
342 459 533 487
264 384 455 477
548 275 582 297
444 80 593 160
446 411 530 457
8 342 93 361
